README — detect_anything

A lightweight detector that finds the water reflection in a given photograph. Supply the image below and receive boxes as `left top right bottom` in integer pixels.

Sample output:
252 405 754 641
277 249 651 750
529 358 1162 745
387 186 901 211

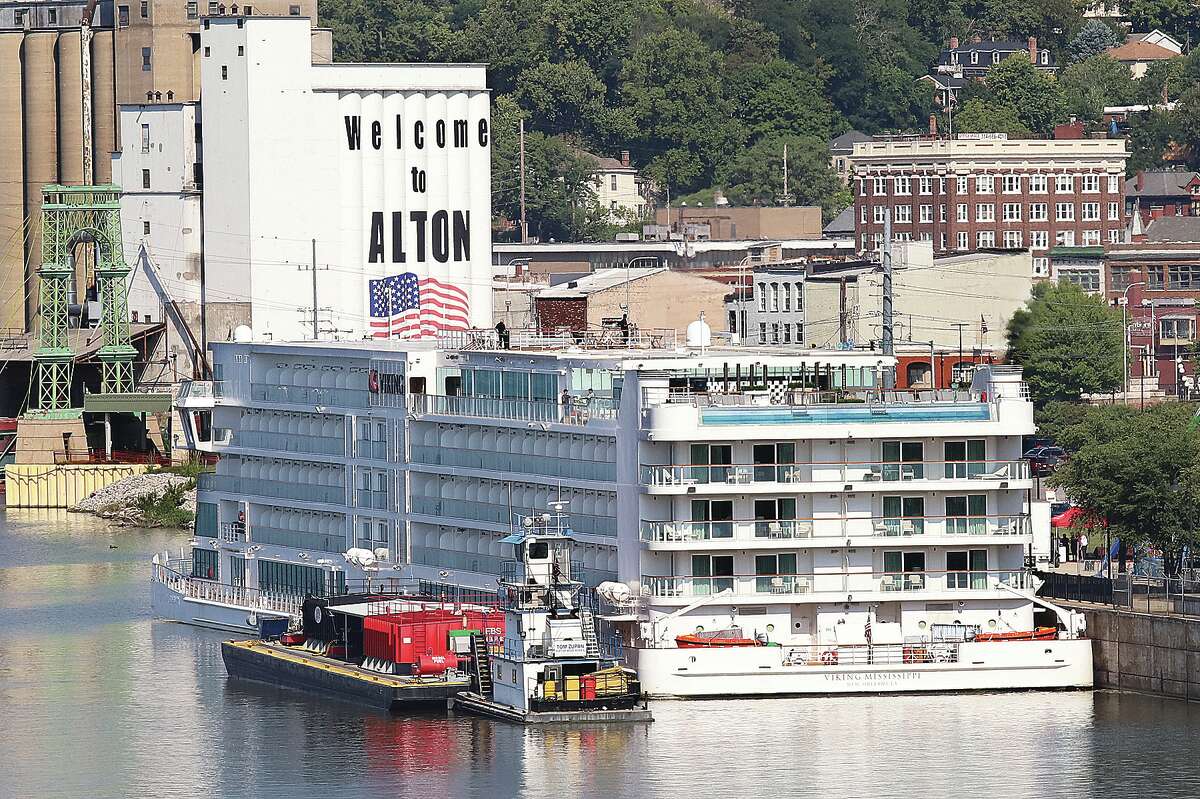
3 511 1200 799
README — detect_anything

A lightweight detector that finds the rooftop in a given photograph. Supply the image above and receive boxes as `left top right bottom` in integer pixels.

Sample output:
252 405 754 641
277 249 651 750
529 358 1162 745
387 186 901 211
536 267 667 298
1145 217 1200 243
1105 40 1179 61
828 130 873 153
1126 170 1200 197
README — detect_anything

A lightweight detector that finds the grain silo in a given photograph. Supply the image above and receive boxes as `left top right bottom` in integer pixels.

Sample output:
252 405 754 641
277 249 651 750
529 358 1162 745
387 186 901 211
91 29 116 184
21 31 60 326
0 33 25 332
57 30 85 187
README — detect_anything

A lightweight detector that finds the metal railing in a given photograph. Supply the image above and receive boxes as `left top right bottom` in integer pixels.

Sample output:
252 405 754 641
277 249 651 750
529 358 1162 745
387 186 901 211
436 326 679 351
409 495 617 537
151 558 303 616
1039 570 1200 618
653 387 985 408
410 445 617 483
220 521 245 543
639 515 1029 543
250 382 369 409
642 569 1031 598
198 473 347 505
231 430 346 457
355 488 390 511
251 525 347 554
780 643 960 666
641 459 1029 487
354 439 388 460
407 392 618 426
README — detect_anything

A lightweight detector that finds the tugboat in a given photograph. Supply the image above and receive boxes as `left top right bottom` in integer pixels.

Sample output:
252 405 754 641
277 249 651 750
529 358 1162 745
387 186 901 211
452 504 652 724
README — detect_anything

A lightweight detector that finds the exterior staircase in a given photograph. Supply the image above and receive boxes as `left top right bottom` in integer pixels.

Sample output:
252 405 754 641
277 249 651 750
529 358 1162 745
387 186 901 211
580 608 601 658
471 633 494 697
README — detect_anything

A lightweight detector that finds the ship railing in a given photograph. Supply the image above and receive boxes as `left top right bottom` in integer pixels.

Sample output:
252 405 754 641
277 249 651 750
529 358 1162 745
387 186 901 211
639 515 1029 543
653 387 983 409
641 569 1032 598
778 642 960 666
437 327 678 351
151 557 303 617
640 459 1029 487
406 392 618 426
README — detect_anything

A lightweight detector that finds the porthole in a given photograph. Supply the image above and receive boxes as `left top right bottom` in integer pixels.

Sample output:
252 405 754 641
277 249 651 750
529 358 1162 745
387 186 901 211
766 623 775 633
918 620 927 630
988 619 997 629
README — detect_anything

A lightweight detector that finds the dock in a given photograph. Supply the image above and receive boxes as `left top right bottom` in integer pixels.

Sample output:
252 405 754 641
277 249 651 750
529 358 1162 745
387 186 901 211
450 691 653 724
221 640 467 710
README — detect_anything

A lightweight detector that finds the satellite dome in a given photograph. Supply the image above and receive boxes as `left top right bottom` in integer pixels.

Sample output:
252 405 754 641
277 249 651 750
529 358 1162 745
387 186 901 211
686 317 712 347
233 325 253 343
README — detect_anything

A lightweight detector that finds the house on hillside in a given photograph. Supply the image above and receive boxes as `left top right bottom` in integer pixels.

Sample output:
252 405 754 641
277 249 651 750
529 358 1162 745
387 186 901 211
1105 31 1184 78
1125 170 1200 226
575 148 646 224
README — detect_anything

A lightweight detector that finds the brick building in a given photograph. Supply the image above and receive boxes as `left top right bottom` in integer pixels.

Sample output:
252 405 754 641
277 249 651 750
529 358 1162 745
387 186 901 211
852 137 1129 277
1125 169 1200 227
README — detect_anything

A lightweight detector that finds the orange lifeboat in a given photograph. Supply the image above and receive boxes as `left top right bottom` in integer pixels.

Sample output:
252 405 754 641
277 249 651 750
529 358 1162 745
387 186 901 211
676 628 763 648
974 627 1058 642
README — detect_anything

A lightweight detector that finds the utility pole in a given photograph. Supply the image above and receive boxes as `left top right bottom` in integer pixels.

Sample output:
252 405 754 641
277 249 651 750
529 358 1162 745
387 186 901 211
882 209 894 389
519 119 527 243
951 322 968 387
783 143 789 206
299 239 328 340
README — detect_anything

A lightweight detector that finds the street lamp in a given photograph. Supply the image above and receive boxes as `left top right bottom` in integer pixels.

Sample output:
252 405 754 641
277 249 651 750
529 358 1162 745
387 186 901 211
1120 281 1146 405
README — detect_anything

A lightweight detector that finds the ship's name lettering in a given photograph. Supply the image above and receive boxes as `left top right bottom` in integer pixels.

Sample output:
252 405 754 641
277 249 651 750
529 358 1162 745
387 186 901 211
823 671 921 682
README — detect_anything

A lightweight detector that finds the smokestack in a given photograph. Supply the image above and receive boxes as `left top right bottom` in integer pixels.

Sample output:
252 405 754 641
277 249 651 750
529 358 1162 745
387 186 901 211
1136 170 1145 192
1028 36 1038 64
620 150 630 168
949 36 959 49
929 114 938 137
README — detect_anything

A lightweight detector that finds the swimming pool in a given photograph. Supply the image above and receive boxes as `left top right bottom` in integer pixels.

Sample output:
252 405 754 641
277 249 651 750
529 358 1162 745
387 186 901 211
700 403 993 425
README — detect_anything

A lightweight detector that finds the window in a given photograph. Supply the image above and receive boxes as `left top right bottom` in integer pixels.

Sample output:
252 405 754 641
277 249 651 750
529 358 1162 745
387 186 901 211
1082 202 1100 221
610 174 617 191
259 560 329 597
1033 257 1049 276
975 175 994 194
1056 175 1074 193
873 205 887 224
691 554 734 594
1167 264 1200 289
956 203 968 222
1002 203 1021 222
754 553 797 592
945 494 987 535
769 283 779 312
1003 175 1021 194
187 1 198 18
977 231 995 248
939 233 947 250
992 51 1000 63
919 232 932 242
140 123 150 153
1108 202 1120 221
795 323 803 342
192 548 219 581
142 220 151 235
1110 266 1135 292
118 5 129 25
882 497 925 536
881 441 924 481
957 231 969 250
221 65 228 80
944 439 986 479
757 282 766 311
956 175 969 195
141 47 151 71
209 1 218 11
919 176 933 195
946 550 989 589
1057 230 1076 246
861 204 868 223
895 205 911 223
976 203 994 222
1082 175 1099 193
1055 202 1074 221
1147 265 1165 289
48 8 57 23
204 45 210 56
237 44 244 56
141 169 150 189
919 204 932 223
140 1 148 17
783 324 791 344
689 444 734 486
1029 175 1047 194
1109 229 1124 244
970 51 979 65
1003 230 1022 248
1029 202 1047 221
939 204 946 222
882 551 926 591
758 322 767 344
1029 230 1048 250
1082 230 1101 246
894 176 911 195
1108 175 1119 193
1058 268 1101 293
289 4 302 13
771 323 780 344
783 283 791 312
1161 318 1196 342
873 177 887 195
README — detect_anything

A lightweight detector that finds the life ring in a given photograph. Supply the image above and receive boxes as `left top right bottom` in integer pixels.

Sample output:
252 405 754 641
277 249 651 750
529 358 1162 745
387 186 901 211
247 614 258 628
820 649 838 665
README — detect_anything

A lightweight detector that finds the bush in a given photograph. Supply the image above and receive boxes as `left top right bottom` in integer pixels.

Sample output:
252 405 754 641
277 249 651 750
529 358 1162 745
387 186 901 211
136 482 194 528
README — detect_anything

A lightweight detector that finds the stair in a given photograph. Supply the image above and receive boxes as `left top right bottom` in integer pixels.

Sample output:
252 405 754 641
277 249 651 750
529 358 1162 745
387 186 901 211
471 633 494 698
580 608 601 658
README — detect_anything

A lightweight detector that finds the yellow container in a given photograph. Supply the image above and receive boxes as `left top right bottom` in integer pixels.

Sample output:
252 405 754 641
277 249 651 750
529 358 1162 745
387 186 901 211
565 687 581 701
543 679 557 700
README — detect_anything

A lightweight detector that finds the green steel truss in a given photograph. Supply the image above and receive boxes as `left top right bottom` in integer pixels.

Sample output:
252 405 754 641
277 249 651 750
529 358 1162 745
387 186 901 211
33 185 137 416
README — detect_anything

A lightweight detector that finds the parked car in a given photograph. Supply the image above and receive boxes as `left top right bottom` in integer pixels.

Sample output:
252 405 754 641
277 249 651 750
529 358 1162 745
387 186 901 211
1023 445 1065 477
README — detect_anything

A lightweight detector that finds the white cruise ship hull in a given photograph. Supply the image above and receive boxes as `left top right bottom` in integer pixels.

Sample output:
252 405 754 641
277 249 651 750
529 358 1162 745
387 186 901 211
151 573 294 634
634 639 1094 697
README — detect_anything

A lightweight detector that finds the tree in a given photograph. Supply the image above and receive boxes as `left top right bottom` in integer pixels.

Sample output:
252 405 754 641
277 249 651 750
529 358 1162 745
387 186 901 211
1066 19 1123 63
1057 55 1137 124
1050 403 1200 576
717 135 850 222
320 0 456 62
983 55 1067 135
513 60 634 142
1126 0 1200 47
1006 281 1124 406
965 0 1083 53
727 59 840 142
1138 57 1186 104
1125 109 1182 173
952 98 1033 137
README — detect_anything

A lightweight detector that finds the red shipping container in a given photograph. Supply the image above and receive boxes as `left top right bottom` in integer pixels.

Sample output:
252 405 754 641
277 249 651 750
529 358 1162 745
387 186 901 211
581 675 597 701
362 607 505 667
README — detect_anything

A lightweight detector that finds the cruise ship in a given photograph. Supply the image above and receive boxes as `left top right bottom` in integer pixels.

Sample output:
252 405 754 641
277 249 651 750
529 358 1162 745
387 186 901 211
161 326 1092 695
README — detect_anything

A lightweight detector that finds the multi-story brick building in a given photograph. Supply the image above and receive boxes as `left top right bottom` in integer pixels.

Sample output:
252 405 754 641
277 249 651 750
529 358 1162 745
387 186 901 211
852 137 1130 278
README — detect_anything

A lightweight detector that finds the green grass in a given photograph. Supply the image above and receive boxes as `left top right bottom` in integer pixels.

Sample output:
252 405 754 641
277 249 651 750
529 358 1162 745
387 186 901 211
134 482 194 528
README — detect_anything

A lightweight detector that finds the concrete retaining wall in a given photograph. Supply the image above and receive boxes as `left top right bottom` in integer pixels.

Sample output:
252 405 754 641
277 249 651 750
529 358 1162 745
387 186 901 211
1078 606 1200 701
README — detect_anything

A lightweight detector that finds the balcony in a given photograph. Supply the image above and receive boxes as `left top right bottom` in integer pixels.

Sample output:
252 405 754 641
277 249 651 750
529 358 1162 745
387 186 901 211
229 430 346 457
641 459 1029 490
250 383 369 409
355 488 390 511
354 439 388 461
410 445 616 483
639 515 1029 545
220 521 245 543
409 495 617 537
641 569 1032 599
407 393 617 427
199 473 347 505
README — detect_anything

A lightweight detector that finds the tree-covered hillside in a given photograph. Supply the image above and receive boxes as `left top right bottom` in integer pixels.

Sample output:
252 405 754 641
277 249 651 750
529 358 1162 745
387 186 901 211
320 0 1200 240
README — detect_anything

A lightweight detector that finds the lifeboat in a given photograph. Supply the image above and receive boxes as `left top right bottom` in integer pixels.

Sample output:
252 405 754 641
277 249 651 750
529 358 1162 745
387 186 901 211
974 627 1058 642
676 628 763 648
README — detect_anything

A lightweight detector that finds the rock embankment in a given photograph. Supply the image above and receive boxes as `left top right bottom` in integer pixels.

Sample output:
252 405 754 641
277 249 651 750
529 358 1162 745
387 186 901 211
71 472 197 527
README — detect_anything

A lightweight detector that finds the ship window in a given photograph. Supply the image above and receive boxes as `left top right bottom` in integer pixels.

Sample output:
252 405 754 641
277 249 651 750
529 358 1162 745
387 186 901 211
528 541 549 560
192 547 219 581
944 439 986 478
881 440 923 480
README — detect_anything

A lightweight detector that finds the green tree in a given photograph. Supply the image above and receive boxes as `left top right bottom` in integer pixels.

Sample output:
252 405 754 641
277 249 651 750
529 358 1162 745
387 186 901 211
1058 55 1137 124
1175 86 1200 170
952 98 1033 137
717 135 850 222
983 55 1067 135
542 0 645 75
1006 281 1124 407
1137 56 1186 104
965 0 1083 52
1125 109 1183 174
1126 0 1200 46
513 60 634 142
454 0 550 93
320 0 456 62
1050 403 1200 576
1066 19 1123 63
727 59 839 142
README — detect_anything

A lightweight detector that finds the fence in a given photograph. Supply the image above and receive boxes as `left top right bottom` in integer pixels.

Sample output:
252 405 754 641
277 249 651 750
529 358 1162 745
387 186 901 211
1038 570 1200 619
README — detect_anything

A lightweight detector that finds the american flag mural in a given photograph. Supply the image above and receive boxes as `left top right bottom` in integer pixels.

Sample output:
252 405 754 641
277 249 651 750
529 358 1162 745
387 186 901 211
368 272 470 338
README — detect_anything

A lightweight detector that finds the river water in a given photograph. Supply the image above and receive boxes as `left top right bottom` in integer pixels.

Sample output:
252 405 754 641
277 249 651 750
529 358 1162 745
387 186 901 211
3 509 1199 799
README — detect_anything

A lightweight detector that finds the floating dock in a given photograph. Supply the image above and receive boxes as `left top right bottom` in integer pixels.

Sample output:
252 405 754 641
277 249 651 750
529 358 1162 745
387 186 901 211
221 639 467 710
450 691 653 724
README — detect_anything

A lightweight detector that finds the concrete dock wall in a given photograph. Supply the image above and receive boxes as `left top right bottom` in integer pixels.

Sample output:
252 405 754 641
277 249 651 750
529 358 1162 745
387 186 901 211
1077 606 1200 701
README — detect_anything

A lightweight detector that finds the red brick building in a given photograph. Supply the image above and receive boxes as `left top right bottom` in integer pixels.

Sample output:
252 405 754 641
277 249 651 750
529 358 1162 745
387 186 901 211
1124 170 1200 228
851 137 1129 278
